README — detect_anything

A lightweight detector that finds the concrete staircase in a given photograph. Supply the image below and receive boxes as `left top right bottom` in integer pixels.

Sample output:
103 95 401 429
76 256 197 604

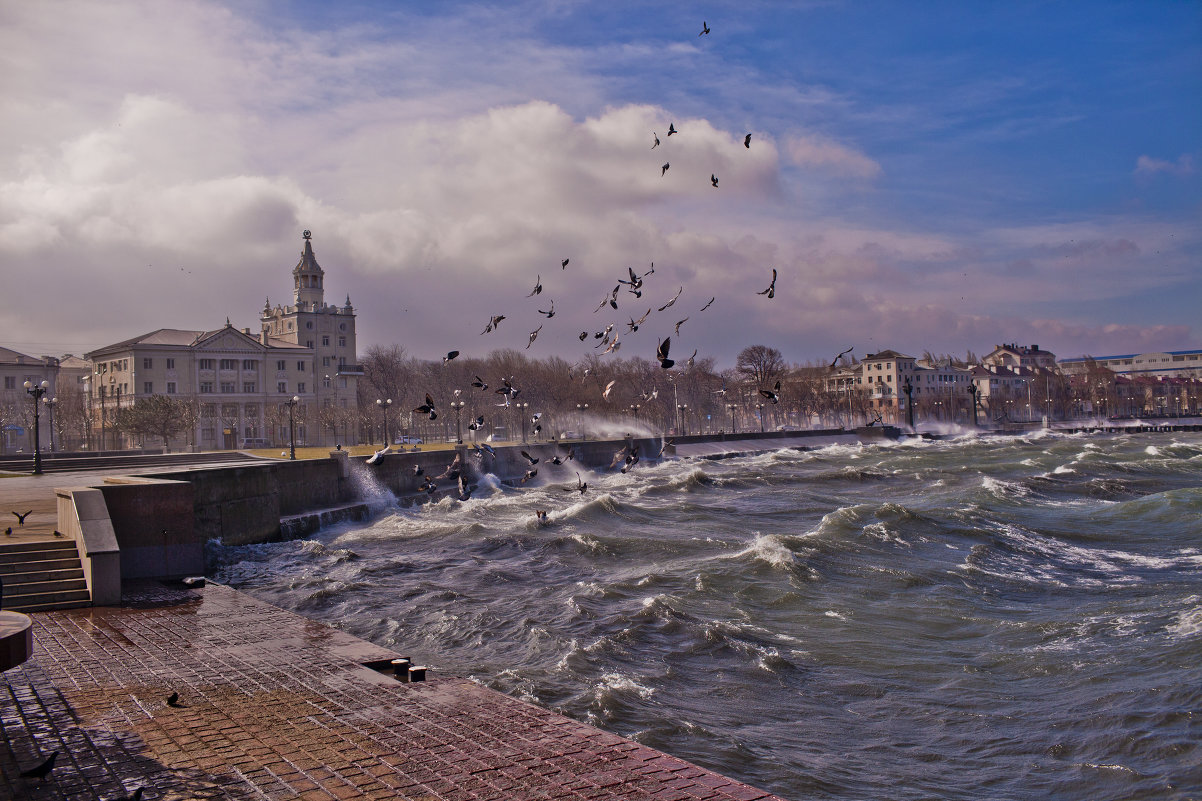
0 540 91 612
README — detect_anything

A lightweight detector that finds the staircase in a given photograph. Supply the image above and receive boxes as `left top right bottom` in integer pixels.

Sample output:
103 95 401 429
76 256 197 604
0 540 91 612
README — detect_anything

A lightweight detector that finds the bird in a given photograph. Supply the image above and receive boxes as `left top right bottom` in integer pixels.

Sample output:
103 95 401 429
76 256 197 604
443 350 459 364
760 380 781 404
167 692 182 707
656 337 674 369
471 375 489 391
528 275 542 297
12 510 31 524
686 349 698 368
19 751 57 781
527 325 543 349
700 297 715 311
436 453 462 480
481 314 505 334
829 347 854 369
420 476 438 495
479 443 496 457
53 529 64 537
457 474 473 501
521 467 538 484
495 377 519 398
658 439 674 457
534 509 549 524
622 447 641 474
564 472 588 494
603 334 621 355
744 133 752 149
468 415 485 431
412 464 424 476
414 394 438 420
520 450 539 465
658 286 682 312
757 268 777 298
674 317 689 335
603 380 617 400
561 258 570 269
651 132 660 149
661 162 670 176
4 527 11 536
365 446 389 465
711 174 719 188
668 122 677 136
538 300 555 318
578 331 588 341
113 788 145 801
699 20 710 35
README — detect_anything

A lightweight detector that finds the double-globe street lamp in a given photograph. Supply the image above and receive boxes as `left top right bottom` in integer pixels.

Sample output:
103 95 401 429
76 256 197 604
23 380 50 475
576 403 588 439
285 395 300 460
518 401 531 443
450 399 465 444
376 398 392 446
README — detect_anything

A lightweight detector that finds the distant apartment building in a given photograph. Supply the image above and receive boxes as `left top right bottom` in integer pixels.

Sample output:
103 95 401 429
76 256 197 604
84 231 362 450
824 350 974 423
0 347 60 454
1058 348 1202 379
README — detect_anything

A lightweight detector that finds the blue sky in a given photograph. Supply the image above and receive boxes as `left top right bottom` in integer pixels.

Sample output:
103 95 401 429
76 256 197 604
2 0 1199 367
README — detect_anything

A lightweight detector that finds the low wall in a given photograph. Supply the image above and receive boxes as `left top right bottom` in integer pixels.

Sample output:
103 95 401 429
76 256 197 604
98 477 201 579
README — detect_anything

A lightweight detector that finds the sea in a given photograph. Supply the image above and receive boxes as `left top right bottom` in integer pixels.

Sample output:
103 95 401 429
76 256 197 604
209 430 1202 801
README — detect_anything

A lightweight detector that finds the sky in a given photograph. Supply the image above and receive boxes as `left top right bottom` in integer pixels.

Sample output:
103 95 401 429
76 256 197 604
2 0 1199 369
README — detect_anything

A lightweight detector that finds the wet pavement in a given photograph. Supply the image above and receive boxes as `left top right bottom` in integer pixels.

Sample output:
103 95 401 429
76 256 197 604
0 582 786 801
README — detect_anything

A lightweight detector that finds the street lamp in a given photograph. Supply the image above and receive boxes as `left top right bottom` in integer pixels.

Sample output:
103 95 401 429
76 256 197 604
967 382 979 427
726 402 738 433
629 403 640 425
677 403 688 435
23 380 49 474
576 403 588 439
42 395 58 452
376 398 392 446
755 402 764 433
450 399 465 443
518 401 530 443
902 377 915 431
285 395 300 460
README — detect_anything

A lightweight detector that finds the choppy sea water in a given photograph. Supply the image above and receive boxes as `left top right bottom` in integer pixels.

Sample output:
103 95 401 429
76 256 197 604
210 432 1202 800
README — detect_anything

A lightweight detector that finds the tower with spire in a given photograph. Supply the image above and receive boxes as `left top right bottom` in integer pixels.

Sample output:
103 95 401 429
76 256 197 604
260 230 362 444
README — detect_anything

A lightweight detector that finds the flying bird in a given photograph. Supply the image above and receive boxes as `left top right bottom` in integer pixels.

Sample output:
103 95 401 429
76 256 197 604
578 331 588 341
603 334 621 355
829 346 854 369
652 132 660 148
12 510 31 524
760 380 782 404
658 286 683 312
656 337 674 369
744 133 752 148
667 122 677 136
480 442 496 457
686 349 698 368
674 317 688 335
495 377 519 398
457 474 473 501
699 20 710 35
413 464 424 476
19 751 58 781
365 445 389 465
538 300 555 318
471 375 488 391
528 275 542 297
481 315 505 334
467 415 485 431
443 350 459 364
564 472 588 494
757 268 777 299
527 325 543 349
520 450 539 465
603 380 617 400
661 162 670 176
414 393 438 420
521 468 538 485
700 297 715 311
561 258 570 269
711 174 719 188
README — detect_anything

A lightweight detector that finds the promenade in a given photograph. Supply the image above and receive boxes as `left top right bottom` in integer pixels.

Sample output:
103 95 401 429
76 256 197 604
1 581 787 801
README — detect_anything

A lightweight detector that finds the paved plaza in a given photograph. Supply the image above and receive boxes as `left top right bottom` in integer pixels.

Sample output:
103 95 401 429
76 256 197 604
1 582 785 801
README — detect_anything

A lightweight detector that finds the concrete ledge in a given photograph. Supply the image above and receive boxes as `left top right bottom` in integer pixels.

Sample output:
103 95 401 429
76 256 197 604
0 611 32 672
55 487 120 606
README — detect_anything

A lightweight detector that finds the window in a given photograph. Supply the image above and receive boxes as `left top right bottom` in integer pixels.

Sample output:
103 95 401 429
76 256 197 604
166 358 175 369
306 321 313 329
322 335 330 346
199 359 215 370
339 377 347 389
143 382 153 394
276 360 286 371
220 359 237 370
201 404 216 417
202 429 215 441
306 340 313 349
3 377 13 390
143 358 153 369
242 359 258 370
297 361 305 371
338 337 346 347
166 382 177 394
322 357 330 367
298 382 306 393
221 382 236 393
243 382 256 393
200 382 214 393
339 323 346 331
278 382 287 394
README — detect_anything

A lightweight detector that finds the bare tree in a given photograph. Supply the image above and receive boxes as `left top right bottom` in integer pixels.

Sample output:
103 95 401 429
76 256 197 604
736 345 786 388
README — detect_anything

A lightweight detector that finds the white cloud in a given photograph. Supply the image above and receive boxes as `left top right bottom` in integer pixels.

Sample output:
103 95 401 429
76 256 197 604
1134 154 1195 176
783 134 881 178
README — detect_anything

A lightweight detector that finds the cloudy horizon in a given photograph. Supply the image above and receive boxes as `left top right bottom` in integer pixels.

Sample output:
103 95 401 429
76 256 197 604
2 0 1199 369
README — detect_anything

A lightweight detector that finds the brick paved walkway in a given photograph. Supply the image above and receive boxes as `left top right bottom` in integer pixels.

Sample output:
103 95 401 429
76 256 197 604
0 583 788 801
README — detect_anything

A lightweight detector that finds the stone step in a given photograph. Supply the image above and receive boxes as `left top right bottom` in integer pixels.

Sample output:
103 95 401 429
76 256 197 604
3 587 91 613
0 557 83 575
1 567 85 586
0 539 78 555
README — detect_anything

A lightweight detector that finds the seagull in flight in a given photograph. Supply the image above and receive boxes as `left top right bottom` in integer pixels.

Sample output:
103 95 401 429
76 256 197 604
656 337 674 369
652 132 660 149
603 379 617 400
668 122 677 136
757 268 777 299
414 393 438 420
538 300 555 318
658 286 683 312
699 21 710 35
561 258 570 269
528 275 542 297
563 472 588 494
760 380 781 404
674 317 688 335
661 162 670 176
527 325 542 349
744 133 752 149
829 347 854 369
700 297 715 311
686 349 698 368
471 375 488 391
711 174 719 188
443 350 459 364
481 315 505 334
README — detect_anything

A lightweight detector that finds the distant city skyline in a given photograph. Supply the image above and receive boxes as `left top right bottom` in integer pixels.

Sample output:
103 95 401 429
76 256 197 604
2 1 1199 369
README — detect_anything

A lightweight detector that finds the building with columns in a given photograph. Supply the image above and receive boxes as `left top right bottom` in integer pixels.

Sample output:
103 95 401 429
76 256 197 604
83 231 362 450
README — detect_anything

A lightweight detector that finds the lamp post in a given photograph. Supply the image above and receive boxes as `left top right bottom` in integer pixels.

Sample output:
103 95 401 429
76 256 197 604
42 395 59 453
576 402 588 439
518 401 530 443
967 381 979 427
376 398 392 446
726 402 738 434
677 403 688 435
451 399 465 443
629 403 640 426
23 380 49 474
755 402 765 432
285 395 300 459
902 377 915 430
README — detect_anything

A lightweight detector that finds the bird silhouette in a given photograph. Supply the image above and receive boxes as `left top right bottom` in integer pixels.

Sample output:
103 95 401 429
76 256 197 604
527 275 542 297
520 468 538 484
578 331 588 341
12 510 32 524
561 258 570 269
527 325 543 349
4 527 11 536
760 380 782 404
686 349 698 368
829 347 854 369
19 750 57 781
668 122 677 136
651 132 660 149
520 450 539 465
167 692 182 707
674 317 689 335
471 375 489 391
658 286 682 312
563 472 588 494
657 337 675 369
53 529 63 537
744 133 752 148
757 268 777 299
699 21 710 35
443 350 459 364
414 394 438 420
537 300 555 318
711 174 719 188
661 162 670 176
700 297 715 311
480 315 505 334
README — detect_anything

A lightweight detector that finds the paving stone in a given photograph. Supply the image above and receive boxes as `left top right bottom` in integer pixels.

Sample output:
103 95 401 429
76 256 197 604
0 581 792 801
